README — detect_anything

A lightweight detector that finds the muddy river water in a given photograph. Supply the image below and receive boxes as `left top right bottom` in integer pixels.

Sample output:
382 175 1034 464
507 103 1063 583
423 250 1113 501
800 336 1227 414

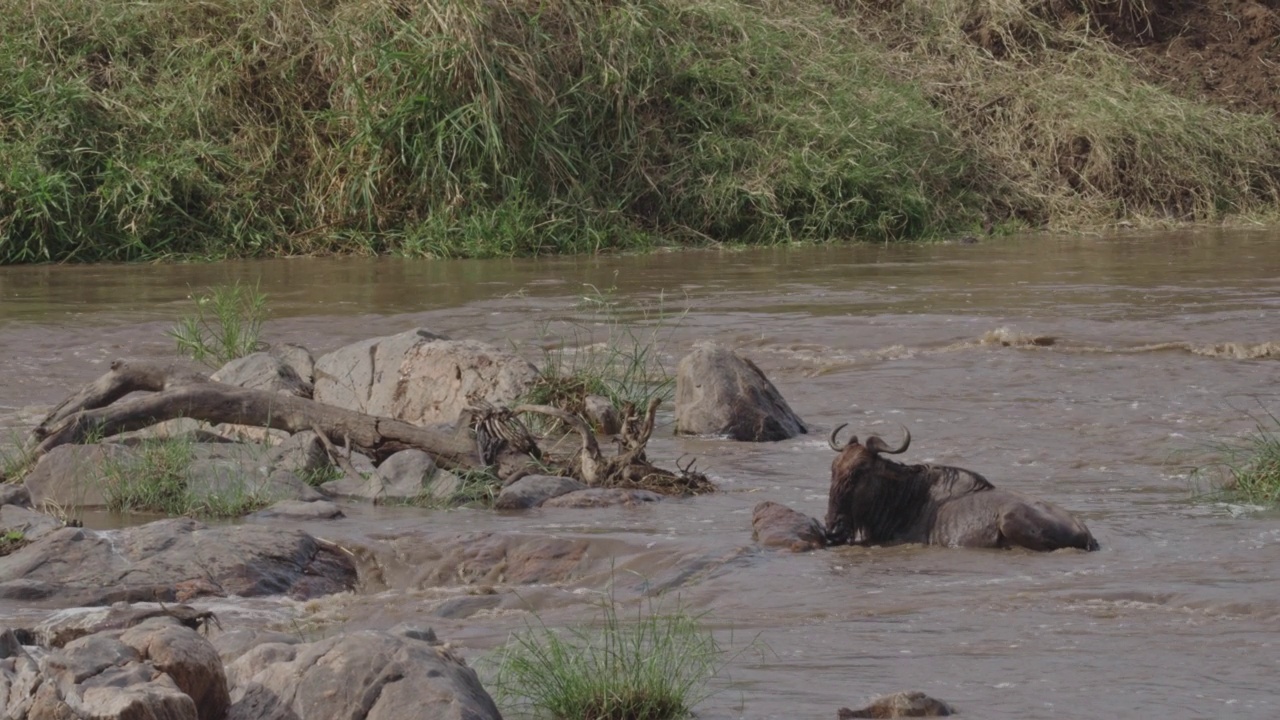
2 229 1279 718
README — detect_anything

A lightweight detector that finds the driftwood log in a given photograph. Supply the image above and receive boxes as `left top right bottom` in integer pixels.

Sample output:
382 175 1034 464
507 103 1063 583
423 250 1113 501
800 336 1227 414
30 360 713 495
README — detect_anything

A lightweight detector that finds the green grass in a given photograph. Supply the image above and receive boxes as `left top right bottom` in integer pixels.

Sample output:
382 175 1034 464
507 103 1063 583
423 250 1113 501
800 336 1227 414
523 284 683 425
0 0 978 264
1196 412 1280 507
169 281 268 367
3 0 1277 263
102 437 273 517
491 591 727 720
0 529 27 557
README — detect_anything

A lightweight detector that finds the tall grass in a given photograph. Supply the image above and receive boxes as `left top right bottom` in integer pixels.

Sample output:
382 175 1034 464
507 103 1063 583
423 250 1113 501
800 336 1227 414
845 0 1280 227
0 0 976 263
1196 412 1280 507
169 281 268 367
492 591 727 720
102 437 272 517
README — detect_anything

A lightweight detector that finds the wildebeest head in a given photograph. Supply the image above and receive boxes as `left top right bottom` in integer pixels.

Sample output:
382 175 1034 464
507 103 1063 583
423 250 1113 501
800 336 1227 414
824 424 929 545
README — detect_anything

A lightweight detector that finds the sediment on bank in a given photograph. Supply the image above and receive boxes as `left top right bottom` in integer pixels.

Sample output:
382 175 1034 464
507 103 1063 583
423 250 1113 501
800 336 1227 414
1 0 1277 264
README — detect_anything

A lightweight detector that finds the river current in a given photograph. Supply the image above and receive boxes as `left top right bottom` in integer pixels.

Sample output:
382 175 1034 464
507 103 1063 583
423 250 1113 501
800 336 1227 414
2 229 1278 718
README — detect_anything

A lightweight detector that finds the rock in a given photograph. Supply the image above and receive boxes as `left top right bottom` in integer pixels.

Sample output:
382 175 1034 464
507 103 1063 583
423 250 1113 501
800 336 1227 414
1 483 32 507
119 618 230 720
22 443 135 510
248 499 344 520
321 450 457 505
211 351 313 398
31 603 218 648
313 329 538 426
267 430 331 478
583 394 622 435
0 519 357 605
376 449 459 503
540 488 664 508
270 343 316 388
838 691 956 718
494 475 586 510
674 343 807 441
752 501 827 552
22 632 200 720
183 445 324 508
211 630 298 665
1 505 65 545
226 629 502 720
373 532 591 587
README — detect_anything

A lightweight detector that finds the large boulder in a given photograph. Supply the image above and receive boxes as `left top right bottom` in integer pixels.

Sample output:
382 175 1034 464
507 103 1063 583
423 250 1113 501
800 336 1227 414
1 618 228 720
0 519 358 605
494 475 586 510
226 626 502 720
321 449 459 505
313 329 538 426
674 344 807 441
752 501 827 552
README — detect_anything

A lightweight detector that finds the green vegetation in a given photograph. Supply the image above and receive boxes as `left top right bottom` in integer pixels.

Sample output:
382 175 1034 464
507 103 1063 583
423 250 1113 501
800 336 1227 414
492 592 727 720
0 528 27 557
524 283 682 424
0 437 34 483
2 0 1277 264
102 437 273 517
1197 413 1280 507
169 282 268 367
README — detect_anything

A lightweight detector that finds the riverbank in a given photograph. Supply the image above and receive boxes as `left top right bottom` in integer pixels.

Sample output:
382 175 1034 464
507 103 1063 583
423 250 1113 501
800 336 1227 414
2 0 1279 264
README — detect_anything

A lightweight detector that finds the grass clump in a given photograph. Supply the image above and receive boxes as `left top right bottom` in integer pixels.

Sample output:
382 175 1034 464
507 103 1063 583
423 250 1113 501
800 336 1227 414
492 592 727 720
168 282 268 367
102 437 272 518
1196 412 1280 507
0 529 28 557
524 284 683 424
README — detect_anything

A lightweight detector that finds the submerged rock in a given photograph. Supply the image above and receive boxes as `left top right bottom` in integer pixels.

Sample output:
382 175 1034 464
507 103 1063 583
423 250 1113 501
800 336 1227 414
540 488 664 508
313 328 538 426
752 501 827 552
494 474 586 510
674 343 807 441
838 691 956 718
0 518 358 605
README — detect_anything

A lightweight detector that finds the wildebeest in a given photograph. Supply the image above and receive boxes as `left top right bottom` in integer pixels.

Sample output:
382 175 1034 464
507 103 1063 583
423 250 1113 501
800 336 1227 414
824 426 1099 551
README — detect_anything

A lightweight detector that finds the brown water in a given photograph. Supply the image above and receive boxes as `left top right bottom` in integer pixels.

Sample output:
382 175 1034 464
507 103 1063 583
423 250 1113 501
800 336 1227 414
3 229 1280 718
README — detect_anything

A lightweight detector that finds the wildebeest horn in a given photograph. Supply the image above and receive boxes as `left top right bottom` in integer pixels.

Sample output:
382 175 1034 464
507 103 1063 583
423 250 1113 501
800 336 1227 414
828 423 852 451
866 425 911 455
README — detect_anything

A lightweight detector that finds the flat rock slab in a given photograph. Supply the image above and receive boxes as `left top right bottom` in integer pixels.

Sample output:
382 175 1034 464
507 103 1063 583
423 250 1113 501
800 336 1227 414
752 501 827 552
0 518 357 606
540 488 664 508
248 499 344 520
674 343 807 441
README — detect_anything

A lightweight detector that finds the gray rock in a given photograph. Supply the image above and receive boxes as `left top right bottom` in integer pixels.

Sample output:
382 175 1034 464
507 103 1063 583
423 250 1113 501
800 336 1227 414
540 488 664 508
31 603 217 649
226 630 502 720
22 444 135 510
313 329 538 426
0 519 357 605
1 505 65 544
751 501 826 552
494 475 586 510
0 483 31 508
211 351 313 398
267 430 330 478
270 343 316 388
376 449 458 503
583 394 622 435
5 626 217 720
211 629 298 665
249 499 343 520
119 618 229 720
674 343 807 441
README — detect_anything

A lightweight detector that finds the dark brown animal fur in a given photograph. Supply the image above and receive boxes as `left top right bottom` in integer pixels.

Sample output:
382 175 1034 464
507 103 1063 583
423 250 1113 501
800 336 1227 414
825 426 1098 552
